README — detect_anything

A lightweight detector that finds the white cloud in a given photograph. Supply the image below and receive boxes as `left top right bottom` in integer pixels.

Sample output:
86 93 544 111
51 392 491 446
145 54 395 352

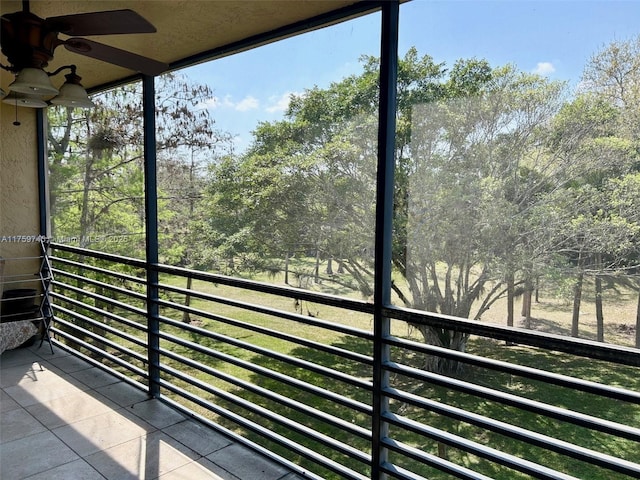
265 91 299 113
202 94 259 111
532 62 556 76
235 95 260 111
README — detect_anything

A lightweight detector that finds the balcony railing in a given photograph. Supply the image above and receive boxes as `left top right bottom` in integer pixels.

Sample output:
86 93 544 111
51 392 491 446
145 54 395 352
48 242 640 480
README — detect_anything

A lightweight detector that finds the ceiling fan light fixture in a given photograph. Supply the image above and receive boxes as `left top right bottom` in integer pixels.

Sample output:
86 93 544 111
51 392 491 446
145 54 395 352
9 67 59 95
50 73 94 108
2 91 49 108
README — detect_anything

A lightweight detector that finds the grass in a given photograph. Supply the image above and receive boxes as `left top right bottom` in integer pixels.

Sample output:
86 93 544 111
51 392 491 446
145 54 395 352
150 267 640 479
475 276 639 349
53 254 640 479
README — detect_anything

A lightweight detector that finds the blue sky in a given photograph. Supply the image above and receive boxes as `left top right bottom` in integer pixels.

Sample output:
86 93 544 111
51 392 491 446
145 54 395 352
182 0 640 153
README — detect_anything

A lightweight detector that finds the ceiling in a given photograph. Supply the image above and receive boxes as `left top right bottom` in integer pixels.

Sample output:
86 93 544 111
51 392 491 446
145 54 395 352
1 0 367 94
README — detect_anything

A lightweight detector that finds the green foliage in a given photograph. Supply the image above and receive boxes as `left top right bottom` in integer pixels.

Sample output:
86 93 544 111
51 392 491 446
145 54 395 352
48 73 231 262
49 37 640 355
198 39 640 358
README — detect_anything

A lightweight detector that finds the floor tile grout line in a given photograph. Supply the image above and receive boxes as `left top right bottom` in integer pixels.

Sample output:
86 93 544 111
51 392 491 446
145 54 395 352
3 347 299 480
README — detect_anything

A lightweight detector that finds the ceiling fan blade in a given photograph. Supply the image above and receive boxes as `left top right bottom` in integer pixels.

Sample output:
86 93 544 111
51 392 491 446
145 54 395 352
46 10 156 36
64 38 168 76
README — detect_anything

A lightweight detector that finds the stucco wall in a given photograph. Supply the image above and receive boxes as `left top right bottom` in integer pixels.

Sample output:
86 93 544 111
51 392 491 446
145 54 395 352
0 102 42 280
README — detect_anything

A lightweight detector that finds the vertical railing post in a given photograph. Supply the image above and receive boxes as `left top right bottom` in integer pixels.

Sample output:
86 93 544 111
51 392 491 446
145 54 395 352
37 109 54 354
36 109 49 237
143 74 161 398
372 1 399 478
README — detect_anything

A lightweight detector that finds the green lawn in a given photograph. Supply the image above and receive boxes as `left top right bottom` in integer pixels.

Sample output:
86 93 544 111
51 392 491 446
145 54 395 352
53 255 640 479
150 268 640 480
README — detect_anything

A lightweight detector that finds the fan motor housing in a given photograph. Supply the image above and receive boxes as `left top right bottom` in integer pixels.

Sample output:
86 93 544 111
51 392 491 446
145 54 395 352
1 11 58 70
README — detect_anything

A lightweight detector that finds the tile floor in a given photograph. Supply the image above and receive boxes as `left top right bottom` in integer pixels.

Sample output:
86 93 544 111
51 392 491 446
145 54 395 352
1 344 303 480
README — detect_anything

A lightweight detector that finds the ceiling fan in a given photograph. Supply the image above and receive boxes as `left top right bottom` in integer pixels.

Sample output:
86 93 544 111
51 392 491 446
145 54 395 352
1 0 168 76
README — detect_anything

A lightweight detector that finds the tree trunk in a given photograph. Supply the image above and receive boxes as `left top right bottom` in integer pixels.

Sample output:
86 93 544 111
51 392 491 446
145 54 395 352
437 442 447 459
417 325 468 375
521 279 532 329
572 271 583 337
506 272 514 328
182 275 192 323
314 249 320 283
48 107 74 237
79 156 94 249
506 272 515 346
595 275 604 343
594 253 604 342
284 251 290 285
326 257 333 275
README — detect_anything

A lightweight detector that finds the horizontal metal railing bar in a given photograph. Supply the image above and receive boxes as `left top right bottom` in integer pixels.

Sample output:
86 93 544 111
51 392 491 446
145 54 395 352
0 255 43 261
50 326 148 379
160 364 372 467
159 346 372 441
50 255 146 284
160 333 372 416
159 322 372 404
380 441 491 480
158 282 374 339
51 339 149 390
382 412 580 480
53 310 148 366
51 300 147 348
386 335 640 404
158 380 369 480
160 365 371 465
51 268 147 303
384 386 640 475
46 246 639 478
49 291 147 335
46 246 638 367
0 313 46 322
0 274 44 284
0 272 39 279
385 306 640 367
379 463 429 480
51 245 640 368
157 396 326 480
154 263 374 314
157 298 373 365
159 314 373 391
385 361 640 442
0 291 43 301
51 280 147 318
50 242 146 269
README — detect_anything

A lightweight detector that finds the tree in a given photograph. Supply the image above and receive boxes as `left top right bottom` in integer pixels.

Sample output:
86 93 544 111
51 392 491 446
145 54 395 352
199 120 318 276
601 173 640 345
582 34 640 141
49 87 147 256
48 73 229 262
204 50 574 373
203 42 640 366
541 35 640 341
400 63 576 371
583 36 640 344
